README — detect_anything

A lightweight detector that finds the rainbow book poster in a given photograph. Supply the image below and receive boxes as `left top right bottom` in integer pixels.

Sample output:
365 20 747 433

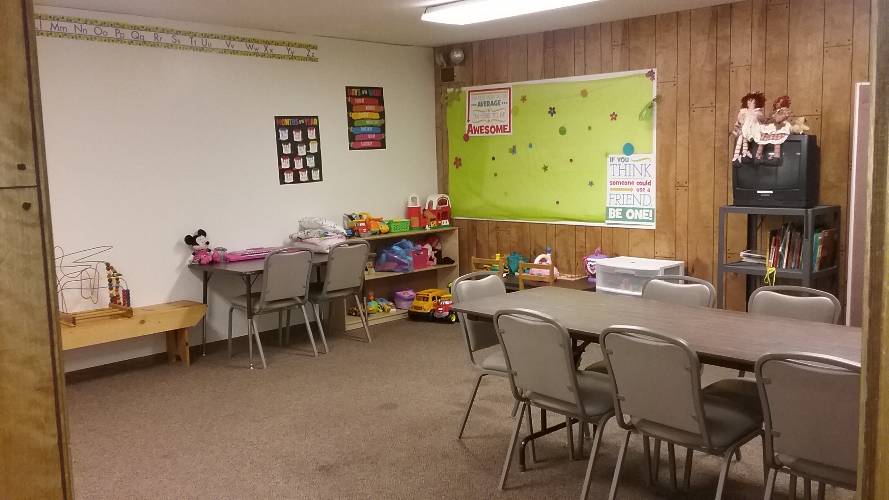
346 86 385 150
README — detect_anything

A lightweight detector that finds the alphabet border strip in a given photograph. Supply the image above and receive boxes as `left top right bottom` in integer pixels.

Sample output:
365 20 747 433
34 14 319 63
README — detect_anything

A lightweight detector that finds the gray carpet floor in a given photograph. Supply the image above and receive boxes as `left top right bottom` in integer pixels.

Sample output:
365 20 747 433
66 320 854 499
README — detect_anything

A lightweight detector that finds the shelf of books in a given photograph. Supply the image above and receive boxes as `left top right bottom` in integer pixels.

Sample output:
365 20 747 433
716 205 840 308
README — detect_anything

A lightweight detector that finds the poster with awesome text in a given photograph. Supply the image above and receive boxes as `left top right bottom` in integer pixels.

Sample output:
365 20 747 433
346 86 385 150
275 116 323 185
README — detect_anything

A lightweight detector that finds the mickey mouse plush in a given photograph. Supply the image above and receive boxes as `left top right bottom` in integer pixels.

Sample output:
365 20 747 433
184 229 213 265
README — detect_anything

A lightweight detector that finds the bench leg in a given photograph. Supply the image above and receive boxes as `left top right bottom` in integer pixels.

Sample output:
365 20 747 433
166 328 190 366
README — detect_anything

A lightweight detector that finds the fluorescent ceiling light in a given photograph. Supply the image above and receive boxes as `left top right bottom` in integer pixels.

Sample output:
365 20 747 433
421 0 600 25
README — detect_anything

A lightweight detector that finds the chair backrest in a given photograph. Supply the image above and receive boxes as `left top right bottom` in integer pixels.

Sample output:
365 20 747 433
259 249 313 305
600 326 709 445
322 240 370 295
453 271 506 362
755 353 860 486
748 285 841 324
518 262 555 290
641 276 716 308
493 309 586 418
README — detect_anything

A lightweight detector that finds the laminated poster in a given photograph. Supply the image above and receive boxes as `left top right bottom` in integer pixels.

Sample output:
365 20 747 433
275 116 322 185
346 86 385 150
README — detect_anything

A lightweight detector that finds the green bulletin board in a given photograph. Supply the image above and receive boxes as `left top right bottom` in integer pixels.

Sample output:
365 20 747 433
447 70 657 227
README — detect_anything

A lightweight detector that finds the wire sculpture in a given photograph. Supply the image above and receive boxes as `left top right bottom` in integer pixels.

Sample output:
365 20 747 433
55 245 130 312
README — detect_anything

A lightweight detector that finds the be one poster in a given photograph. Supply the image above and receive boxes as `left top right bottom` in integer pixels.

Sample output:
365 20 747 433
466 87 512 136
275 116 323 185
346 86 385 150
606 154 656 227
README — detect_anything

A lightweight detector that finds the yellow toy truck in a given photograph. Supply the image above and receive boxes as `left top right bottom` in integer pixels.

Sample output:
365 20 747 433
408 288 456 323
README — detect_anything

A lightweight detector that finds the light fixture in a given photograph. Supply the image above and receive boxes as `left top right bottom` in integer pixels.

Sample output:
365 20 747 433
421 0 600 25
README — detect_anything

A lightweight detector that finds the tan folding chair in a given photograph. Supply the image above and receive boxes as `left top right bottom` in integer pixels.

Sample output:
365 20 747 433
756 353 860 500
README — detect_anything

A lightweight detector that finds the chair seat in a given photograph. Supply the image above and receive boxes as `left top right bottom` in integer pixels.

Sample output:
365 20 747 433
528 371 614 419
775 454 857 488
474 345 508 373
633 378 762 451
308 284 355 303
230 293 302 313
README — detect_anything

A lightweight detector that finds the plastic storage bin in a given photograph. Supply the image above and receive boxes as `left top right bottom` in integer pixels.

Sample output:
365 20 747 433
595 256 685 296
394 290 416 310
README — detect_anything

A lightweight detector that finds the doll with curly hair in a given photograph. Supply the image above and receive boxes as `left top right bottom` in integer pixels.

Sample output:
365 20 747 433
732 91 767 163
754 95 793 161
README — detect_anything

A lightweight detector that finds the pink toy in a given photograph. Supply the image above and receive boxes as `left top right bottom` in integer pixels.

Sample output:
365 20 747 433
583 248 608 283
528 250 560 278
225 246 288 262
184 229 214 265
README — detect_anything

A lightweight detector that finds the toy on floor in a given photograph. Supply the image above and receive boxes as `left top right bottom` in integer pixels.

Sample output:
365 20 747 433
408 288 456 323
506 252 526 276
350 292 394 316
528 248 560 278
583 248 608 283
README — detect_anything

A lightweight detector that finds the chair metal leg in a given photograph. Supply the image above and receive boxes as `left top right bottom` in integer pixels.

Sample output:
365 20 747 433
714 445 737 500
566 416 575 461
227 306 235 358
312 302 329 354
248 314 254 369
763 468 776 500
668 443 678 491
353 294 372 342
683 447 694 491
643 436 653 486
789 474 797 498
816 482 825 500
251 317 267 369
499 401 527 490
510 399 519 418
580 416 608 500
524 403 537 464
285 309 292 345
607 429 632 500
457 373 485 439
804 480 812 500
300 305 318 358
576 421 586 459
652 439 661 484
277 310 284 346
735 448 743 462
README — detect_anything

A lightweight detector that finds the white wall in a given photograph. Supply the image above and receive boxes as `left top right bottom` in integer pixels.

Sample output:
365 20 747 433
37 7 437 371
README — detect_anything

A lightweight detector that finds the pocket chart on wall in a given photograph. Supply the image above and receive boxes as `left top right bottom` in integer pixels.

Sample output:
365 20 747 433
446 69 657 228
276 116 322 185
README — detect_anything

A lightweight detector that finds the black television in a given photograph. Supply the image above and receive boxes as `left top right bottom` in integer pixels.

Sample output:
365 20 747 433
732 134 819 208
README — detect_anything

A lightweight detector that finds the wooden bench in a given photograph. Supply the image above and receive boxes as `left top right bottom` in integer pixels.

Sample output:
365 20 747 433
60 300 207 366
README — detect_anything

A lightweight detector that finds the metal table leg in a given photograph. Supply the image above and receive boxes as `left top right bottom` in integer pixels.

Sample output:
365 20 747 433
201 270 210 356
245 275 255 369
519 419 567 471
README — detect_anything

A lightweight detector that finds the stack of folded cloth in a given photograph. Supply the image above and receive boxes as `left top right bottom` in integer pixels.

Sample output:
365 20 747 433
289 217 347 253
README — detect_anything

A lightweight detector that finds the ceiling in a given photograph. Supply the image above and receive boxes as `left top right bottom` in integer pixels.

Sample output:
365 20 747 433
36 0 728 47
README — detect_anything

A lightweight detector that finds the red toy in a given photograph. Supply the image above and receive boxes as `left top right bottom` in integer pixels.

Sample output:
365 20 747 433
424 194 452 227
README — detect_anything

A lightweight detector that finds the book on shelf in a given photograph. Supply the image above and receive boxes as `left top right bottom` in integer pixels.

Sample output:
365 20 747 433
739 250 766 264
812 227 838 271
767 222 805 271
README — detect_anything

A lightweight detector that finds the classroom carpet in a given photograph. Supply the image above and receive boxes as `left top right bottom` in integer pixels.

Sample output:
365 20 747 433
65 320 855 499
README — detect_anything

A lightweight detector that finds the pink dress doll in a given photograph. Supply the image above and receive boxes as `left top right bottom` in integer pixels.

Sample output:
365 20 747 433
754 95 793 161
732 92 767 163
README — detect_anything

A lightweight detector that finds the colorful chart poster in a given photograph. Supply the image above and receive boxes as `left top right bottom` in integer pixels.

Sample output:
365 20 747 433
466 87 512 136
275 116 323 185
605 154 656 227
346 86 385 150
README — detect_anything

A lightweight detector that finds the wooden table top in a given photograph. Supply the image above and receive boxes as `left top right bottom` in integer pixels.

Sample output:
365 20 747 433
190 253 329 276
452 287 862 370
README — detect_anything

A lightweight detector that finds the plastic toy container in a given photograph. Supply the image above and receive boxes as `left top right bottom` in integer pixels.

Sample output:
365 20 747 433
388 219 410 233
394 290 416 310
595 256 685 296
412 247 430 269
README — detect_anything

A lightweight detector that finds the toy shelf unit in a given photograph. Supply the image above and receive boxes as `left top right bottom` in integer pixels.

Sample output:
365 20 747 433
716 205 841 308
344 226 459 331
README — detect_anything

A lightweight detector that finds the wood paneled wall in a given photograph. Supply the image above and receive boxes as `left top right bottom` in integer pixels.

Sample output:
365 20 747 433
434 0 870 309
0 0 72 497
